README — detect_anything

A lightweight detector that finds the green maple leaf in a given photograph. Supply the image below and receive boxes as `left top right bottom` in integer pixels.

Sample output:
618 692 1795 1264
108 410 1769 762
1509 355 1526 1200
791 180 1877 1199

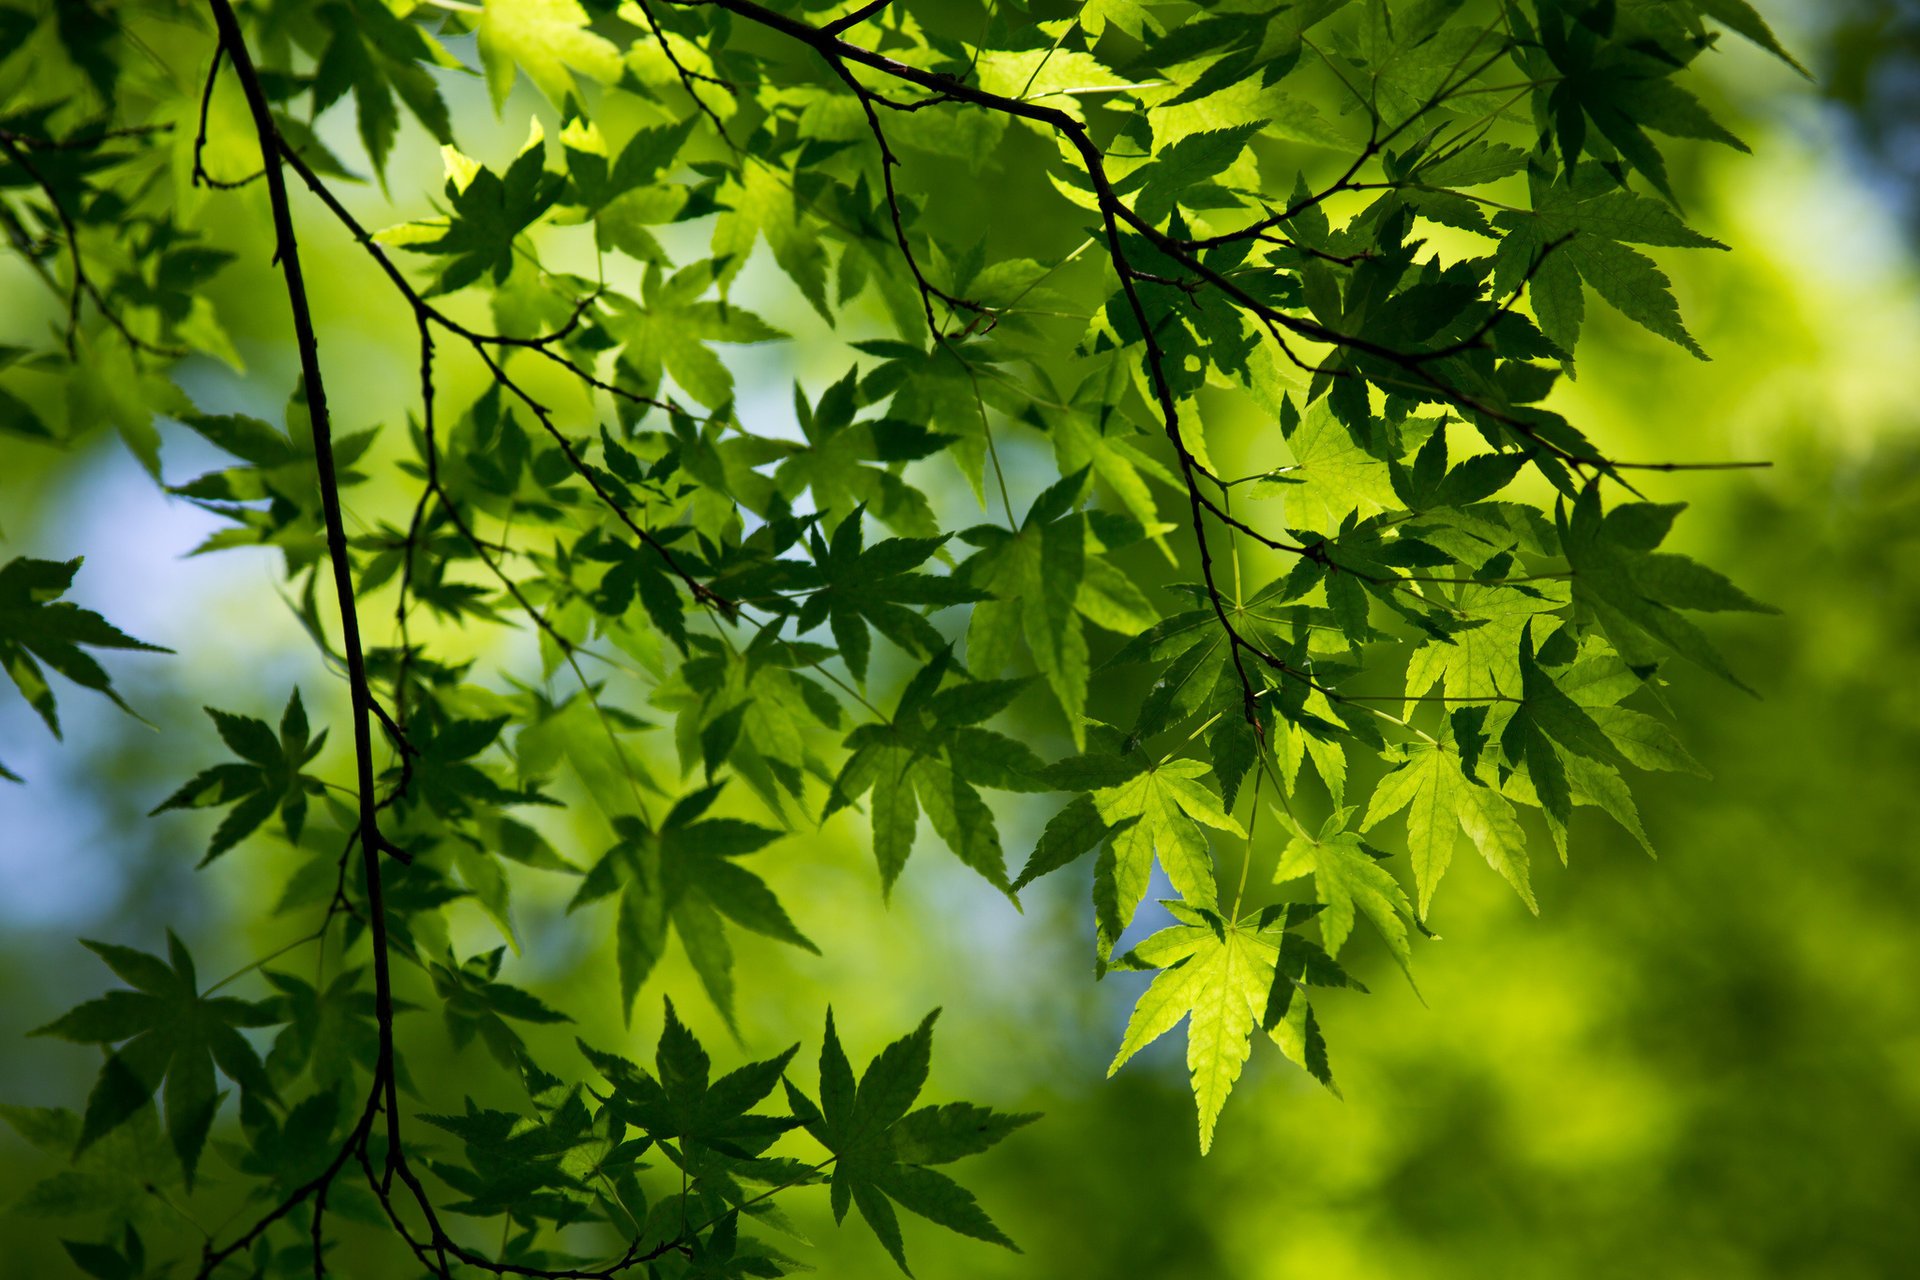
609 260 786 410
32 933 280 1186
1013 791 1110 891
1412 140 1531 189
1559 484 1775 690
1109 903 1349 1152
580 998 800 1178
713 162 830 321
561 116 695 262
1269 808 1415 977
419 1092 599 1224
1049 409 1179 540
1 1101 179 1223
167 387 379 574
1091 755 1243 957
1362 737 1535 917
1385 420 1534 518
1105 567 1335 755
1285 513 1473 651
1523 4 1744 205
1699 0 1810 75
1250 397 1399 535
678 1208 805 1279
60 1225 147 1280
429 948 573 1076
773 370 950 539
1486 622 1632 833
0 555 168 779
571 785 816 1025
785 1010 1033 1273
1495 165 1727 358
826 654 1043 896
1113 121 1265 225
795 509 985 683
310 0 456 175
262 967 382 1094
960 470 1093 746
1080 0 1161 39
1404 576 1571 706
408 132 565 294
475 0 622 111
392 700 551 821
229 1087 346 1197
150 689 327 865
975 43 1119 122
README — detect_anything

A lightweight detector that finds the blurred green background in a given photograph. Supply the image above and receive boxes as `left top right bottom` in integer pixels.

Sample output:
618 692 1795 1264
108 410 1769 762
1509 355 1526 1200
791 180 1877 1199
3 3 1918 1277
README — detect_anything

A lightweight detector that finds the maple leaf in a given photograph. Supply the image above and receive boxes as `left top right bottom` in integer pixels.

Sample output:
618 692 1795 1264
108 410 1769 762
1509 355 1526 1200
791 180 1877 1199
773 369 949 538
166 386 379 575
419 1092 599 1224
1269 808 1416 978
1109 903 1351 1152
713 162 830 321
475 0 622 111
1250 397 1399 535
1112 121 1265 226
1484 621 1633 833
2 1099 183 1227
796 510 984 683
150 689 327 865
429 948 573 1076
784 1010 1033 1273
1519 4 1746 205
608 260 786 410
826 654 1043 896
0 555 168 779
1494 164 1728 358
261 967 383 1094
1363 737 1535 917
581 998 799 1180
32 934 280 1186
1091 755 1244 957
227 1087 348 1198
310 0 456 175
1559 483 1775 690
1404 577 1571 707
571 785 815 1025
405 129 565 295
960 470 1093 746
391 700 552 822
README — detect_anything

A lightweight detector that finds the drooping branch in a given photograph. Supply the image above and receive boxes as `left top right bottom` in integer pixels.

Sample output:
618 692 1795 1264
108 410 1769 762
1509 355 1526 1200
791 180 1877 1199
195 0 404 1272
190 8 766 1274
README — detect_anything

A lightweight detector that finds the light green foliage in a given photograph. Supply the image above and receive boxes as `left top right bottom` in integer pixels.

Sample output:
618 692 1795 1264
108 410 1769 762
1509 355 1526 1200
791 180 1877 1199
1364 736 1534 916
0 0 1787 1269
1269 808 1416 975
1092 754 1241 951
1109 901 1355 1152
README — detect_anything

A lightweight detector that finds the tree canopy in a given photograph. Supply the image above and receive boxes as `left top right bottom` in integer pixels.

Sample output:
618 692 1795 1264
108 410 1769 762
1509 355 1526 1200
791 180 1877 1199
0 0 1792 1275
